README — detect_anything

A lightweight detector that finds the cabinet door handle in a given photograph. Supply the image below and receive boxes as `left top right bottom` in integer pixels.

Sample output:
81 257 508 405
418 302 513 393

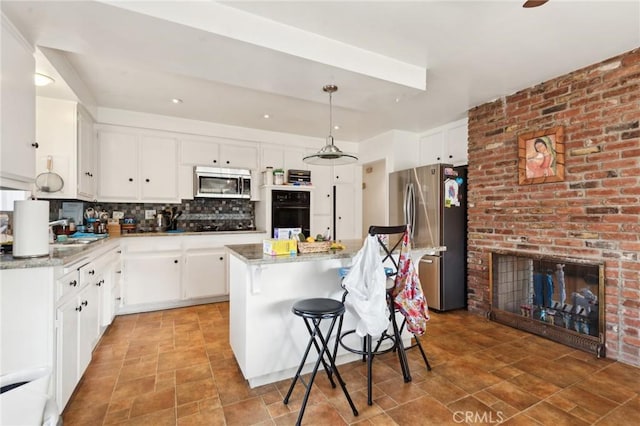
219 256 223 261
128 178 133 182
89 270 95 275
326 194 330 198
96 280 103 287
174 260 178 264
213 159 217 163
226 160 230 164
116 270 122 274
145 178 150 183
76 305 82 312
31 142 39 148
81 300 88 306
449 155 453 159
69 280 77 287
116 297 122 301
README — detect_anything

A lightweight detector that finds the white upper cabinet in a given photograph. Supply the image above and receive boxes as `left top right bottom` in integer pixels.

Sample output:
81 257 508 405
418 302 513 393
419 118 468 166
34 98 97 201
445 120 468 165
139 135 179 200
332 163 356 184
181 138 220 166
181 136 257 169
260 145 285 172
97 127 179 203
419 132 445 166
77 105 97 199
219 143 258 170
0 16 36 190
309 164 332 216
283 148 308 172
97 130 138 201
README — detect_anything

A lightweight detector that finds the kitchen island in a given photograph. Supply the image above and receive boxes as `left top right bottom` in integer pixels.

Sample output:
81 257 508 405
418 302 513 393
226 241 444 388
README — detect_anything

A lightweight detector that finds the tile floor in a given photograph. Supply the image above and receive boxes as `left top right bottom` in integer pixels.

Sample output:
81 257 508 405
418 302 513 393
62 303 640 425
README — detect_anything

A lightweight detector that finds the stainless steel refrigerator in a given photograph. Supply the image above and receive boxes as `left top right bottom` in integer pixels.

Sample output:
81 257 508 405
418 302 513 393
389 163 467 311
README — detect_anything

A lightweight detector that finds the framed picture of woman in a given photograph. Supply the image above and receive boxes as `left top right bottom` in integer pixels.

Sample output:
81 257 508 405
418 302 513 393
518 126 565 185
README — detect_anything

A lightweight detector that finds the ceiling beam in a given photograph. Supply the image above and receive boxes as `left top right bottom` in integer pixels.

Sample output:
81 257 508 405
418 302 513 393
98 0 427 91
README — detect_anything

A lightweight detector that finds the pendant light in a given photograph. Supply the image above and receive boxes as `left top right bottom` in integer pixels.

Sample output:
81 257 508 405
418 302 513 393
303 85 358 165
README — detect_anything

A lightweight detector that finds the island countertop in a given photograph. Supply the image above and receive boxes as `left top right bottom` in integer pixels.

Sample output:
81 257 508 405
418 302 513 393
227 238 445 388
226 240 446 265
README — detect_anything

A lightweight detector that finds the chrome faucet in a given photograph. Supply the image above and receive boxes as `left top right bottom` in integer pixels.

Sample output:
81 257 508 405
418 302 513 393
48 219 69 227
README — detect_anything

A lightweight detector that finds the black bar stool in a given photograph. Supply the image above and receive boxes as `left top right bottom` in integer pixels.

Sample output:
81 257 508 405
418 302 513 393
335 225 431 406
283 298 358 425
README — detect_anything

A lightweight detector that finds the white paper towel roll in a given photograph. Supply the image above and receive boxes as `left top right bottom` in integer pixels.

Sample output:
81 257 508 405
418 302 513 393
13 200 50 258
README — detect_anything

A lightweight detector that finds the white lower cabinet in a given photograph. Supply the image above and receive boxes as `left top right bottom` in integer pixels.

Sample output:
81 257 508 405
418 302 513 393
123 252 182 306
77 281 100 375
120 233 265 313
57 296 80 410
183 249 227 299
56 278 100 410
53 242 120 411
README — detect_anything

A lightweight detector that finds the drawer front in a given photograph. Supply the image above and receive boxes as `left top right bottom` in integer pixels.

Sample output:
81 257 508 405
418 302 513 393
56 269 80 301
79 262 98 286
122 237 182 253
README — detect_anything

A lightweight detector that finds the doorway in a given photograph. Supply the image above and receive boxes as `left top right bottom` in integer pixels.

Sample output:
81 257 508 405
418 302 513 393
361 159 386 236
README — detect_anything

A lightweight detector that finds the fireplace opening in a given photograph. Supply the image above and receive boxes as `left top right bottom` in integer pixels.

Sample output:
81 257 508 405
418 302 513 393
489 251 605 357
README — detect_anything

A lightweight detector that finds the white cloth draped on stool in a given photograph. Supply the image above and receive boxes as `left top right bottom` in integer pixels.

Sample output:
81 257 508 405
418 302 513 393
342 235 389 337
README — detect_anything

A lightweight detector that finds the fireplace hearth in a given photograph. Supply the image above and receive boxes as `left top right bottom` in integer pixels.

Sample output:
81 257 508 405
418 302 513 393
489 251 605 357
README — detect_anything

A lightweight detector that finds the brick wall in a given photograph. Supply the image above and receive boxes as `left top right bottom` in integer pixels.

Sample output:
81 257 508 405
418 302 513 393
467 48 640 366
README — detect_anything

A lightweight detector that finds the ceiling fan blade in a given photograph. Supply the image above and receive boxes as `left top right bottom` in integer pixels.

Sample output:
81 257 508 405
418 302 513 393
523 0 549 7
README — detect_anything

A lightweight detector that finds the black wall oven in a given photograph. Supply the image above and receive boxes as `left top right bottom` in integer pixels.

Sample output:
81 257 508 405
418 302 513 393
271 190 310 238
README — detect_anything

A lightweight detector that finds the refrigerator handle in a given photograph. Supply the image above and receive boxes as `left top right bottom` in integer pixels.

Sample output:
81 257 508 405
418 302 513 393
403 183 410 226
409 183 416 239
419 258 434 264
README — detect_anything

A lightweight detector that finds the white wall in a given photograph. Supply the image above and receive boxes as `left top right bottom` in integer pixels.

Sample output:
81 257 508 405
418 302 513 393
359 129 420 173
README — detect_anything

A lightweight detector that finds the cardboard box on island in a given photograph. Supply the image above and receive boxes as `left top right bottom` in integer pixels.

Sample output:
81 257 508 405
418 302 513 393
263 239 298 256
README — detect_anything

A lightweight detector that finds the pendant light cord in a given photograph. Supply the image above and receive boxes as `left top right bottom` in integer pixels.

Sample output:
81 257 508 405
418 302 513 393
328 90 333 143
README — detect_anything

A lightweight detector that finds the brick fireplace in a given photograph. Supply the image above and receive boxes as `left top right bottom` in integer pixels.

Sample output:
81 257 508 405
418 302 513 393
466 48 640 366
489 251 604 357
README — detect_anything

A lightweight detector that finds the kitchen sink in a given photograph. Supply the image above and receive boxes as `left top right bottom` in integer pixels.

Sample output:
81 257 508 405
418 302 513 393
50 242 91 249
50 239 96 249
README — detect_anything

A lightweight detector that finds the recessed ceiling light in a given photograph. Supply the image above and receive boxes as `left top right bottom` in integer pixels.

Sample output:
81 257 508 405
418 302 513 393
395 97 401 103
263 114 270 119
34 73 54 87
333 125 340 130
171 98 183 104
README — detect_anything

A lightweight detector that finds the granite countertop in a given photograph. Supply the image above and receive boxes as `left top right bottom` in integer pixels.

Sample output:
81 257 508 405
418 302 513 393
0 229 268 270
0 237 118 270
119 229 266 237
226 240 446 265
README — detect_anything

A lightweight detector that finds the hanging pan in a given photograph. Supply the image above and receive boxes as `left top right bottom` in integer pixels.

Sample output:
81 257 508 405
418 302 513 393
35 156 64 193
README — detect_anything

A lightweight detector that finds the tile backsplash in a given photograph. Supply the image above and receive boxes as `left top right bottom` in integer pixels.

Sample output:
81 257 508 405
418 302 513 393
46 198 255 232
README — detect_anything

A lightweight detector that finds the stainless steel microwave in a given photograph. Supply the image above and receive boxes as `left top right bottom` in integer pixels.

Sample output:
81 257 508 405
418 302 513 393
194 166 251 199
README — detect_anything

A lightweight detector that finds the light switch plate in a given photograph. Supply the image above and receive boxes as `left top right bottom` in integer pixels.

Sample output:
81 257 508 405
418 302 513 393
144 210 156 219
